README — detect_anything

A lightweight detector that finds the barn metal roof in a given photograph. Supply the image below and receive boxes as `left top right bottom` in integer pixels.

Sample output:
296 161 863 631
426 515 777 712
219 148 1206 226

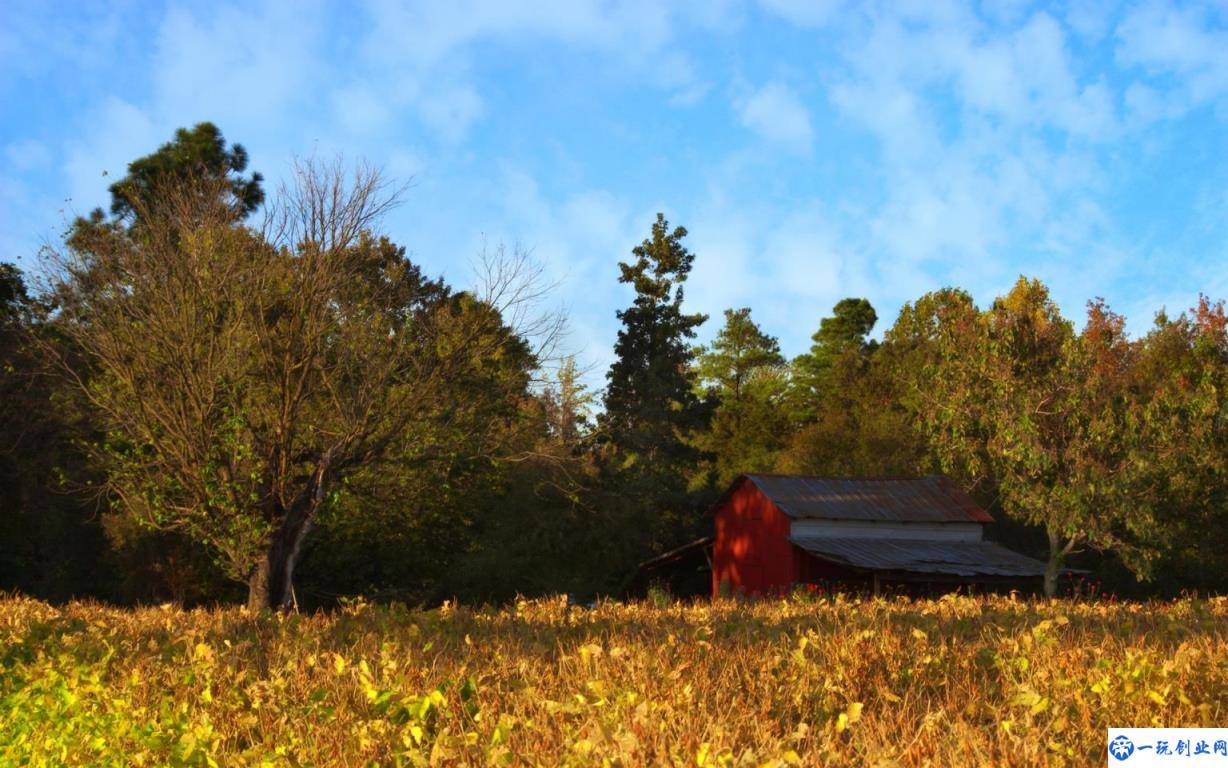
745 474 994 523
790 537 1050 577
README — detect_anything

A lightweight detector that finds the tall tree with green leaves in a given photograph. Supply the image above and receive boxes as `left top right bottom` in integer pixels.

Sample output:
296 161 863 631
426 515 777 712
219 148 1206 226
776 351 927 478
790 298 879 421
880 288 987 486
910 278 1154 596
46 157 547 611
695 308 783 400
693 307 788 486
600 214 707 544
1127 297 1228 590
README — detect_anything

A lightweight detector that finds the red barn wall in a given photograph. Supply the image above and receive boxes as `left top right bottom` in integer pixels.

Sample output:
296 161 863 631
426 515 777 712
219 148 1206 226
712 478 796 596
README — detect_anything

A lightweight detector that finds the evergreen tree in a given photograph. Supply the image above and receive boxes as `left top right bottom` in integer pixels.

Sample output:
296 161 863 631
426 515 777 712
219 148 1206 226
790 298 879 420
695 308 784 400
693 308 788 486
600 214 707 545
107 122 264 221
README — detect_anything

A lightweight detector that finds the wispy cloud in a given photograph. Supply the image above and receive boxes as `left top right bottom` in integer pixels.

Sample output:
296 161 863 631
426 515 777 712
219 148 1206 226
1116 0 1228 118
736 82 814 153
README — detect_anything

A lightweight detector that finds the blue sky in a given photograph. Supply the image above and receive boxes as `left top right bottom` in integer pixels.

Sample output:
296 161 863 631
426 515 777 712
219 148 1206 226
2 1 1227 379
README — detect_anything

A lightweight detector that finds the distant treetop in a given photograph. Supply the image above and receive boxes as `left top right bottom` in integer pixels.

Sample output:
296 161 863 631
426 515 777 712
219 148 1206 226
107 122 264 220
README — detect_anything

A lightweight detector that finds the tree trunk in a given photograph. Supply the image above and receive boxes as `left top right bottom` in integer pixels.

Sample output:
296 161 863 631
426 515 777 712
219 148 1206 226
1043 529 1078 598
246 520 311 610
247 558 272 611
246 510 314 611
246 455 332 611
1043 547 1062 598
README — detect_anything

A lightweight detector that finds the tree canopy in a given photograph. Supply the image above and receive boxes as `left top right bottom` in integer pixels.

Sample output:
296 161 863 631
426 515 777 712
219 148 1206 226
107 122 264 221
46 159 545 610
791 297 879 420
3 122 1226 608
693 308 788 487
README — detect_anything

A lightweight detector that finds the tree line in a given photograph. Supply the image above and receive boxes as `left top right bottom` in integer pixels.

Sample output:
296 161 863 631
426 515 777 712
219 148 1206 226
1 123 1225 608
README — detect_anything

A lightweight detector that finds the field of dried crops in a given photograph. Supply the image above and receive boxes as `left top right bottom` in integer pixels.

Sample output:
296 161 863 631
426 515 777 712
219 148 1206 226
2 594 1225 767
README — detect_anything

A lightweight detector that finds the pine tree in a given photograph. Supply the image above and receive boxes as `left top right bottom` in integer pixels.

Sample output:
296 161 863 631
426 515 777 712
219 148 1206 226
600 214 707 542
790 298 878 420
693 308 788 486
695 308 784 400
108 122 264 221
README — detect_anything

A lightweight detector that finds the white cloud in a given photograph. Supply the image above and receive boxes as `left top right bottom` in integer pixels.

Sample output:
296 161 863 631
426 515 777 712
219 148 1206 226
683 190 878 355
43 0 723 193
358 0 715 125
1065 0 1114 42
753 2 1161 336
150 3 324 137
5 139 52 173
981 0 1034 27
736 81 814 152
757 0 849 28
330 85 395 138
1116 1 1228 117
6 0 1226 364
417 84 486 144
467 166 648 384
839 9 1117 140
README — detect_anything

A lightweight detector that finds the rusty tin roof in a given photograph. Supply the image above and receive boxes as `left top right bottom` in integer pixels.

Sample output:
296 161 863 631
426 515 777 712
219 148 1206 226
745 474 994 524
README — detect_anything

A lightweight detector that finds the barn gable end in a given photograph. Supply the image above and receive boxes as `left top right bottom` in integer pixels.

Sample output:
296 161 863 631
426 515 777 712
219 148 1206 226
711 476 797 596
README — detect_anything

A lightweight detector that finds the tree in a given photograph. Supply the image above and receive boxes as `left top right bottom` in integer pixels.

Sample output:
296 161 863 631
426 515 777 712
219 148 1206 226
775 351 925 478
1127 297 1228 590
910 278 1151 596
790 298 879 420
693 308 789 486
600 213 707 546
0 263 113 600
695 308 783 400
542 356 594 447
0 263 38 434
46 161 548 610
880 288 987 487
810 298 878 353
107 122 264 221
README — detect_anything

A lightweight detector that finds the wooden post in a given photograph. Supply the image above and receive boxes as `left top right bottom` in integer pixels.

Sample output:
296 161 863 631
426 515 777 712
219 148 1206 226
872 573 881 597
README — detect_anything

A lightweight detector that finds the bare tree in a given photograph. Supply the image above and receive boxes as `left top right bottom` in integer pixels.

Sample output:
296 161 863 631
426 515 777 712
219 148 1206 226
44 160 557 610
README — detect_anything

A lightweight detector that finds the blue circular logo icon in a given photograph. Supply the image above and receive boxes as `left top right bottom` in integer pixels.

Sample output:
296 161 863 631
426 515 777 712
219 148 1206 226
1109 735 1135 761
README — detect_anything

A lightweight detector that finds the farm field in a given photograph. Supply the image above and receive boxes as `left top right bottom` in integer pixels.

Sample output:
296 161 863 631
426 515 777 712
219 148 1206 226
2 595 1225 767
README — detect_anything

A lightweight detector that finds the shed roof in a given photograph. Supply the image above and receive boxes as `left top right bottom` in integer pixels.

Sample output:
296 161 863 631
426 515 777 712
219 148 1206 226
636 536 714 570
790 537 1050 578
744 474 993 523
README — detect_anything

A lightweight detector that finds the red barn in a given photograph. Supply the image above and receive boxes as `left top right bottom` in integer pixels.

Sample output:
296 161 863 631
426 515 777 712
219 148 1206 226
711 474 1050 596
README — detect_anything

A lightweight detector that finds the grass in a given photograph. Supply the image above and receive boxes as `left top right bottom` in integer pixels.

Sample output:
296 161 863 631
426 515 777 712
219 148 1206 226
1 594 1225 767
